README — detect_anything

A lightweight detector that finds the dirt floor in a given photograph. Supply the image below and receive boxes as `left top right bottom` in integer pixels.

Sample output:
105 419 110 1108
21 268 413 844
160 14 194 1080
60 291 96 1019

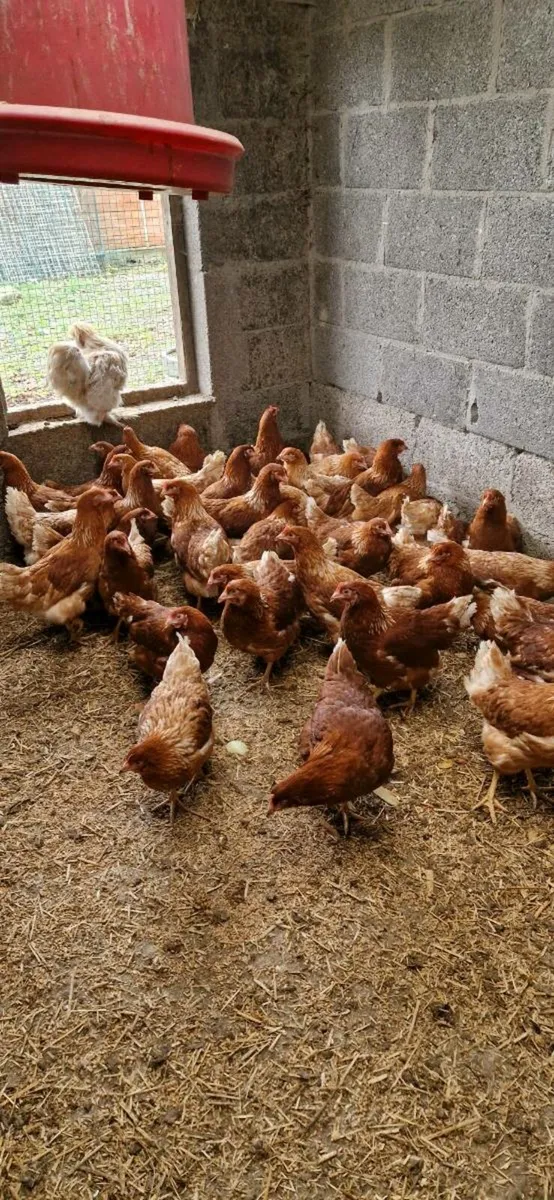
0 560 552 1200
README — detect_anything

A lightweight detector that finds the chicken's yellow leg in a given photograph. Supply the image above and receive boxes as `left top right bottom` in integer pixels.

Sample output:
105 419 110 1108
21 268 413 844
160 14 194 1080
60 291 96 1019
524 768 539 809
473 769 505 824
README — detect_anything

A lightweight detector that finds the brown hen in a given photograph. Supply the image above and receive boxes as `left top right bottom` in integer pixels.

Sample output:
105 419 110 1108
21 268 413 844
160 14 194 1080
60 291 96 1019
202 463 285 537
202 444 254 500
268 639 394 833
168 424 206 471
392 540 474 607
123 637 214 824
352 438 406 496
122 425 190 479
98 529 156 625
0 486 114 637
466 548 554 599
250 405 284 475
351 464 427 523
309 420 341 460
113 592 217 678
219 551 301 687
305 498 393 576
489 587 554 680
465 640 554 818
277 524 420 640
467 489 522 552
333 579 475 711
0 450 77 512
162 478 231 601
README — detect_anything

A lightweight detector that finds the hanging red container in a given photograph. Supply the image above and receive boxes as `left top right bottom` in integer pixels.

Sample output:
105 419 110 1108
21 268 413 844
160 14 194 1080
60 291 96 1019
0 0 243 197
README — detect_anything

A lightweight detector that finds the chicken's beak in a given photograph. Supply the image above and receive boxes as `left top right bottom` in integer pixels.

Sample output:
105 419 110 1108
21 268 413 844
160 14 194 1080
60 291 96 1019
218 586 230 604
330 588 343 606
120 761 132 774
267 796 277 815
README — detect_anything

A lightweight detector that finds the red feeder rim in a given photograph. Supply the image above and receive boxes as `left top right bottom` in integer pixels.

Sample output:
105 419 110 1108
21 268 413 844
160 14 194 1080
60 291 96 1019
0 0 243 197
0 105 244 198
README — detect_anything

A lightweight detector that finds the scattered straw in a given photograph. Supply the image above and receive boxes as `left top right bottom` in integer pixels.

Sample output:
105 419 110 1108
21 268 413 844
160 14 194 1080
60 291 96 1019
0 559 552 1198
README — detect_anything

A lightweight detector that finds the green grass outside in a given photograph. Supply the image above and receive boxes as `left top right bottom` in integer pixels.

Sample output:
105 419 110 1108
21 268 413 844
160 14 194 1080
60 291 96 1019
0 258 175 406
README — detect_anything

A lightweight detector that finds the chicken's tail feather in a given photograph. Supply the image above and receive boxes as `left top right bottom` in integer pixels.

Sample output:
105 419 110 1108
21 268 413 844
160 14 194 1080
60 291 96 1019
0 563 25 602
162 634 202 682
490 585 525 625
465 640 511 699
447 594 476 629
4 486 36 550
45 586 89 625
382 585 422 612
326 637 357 679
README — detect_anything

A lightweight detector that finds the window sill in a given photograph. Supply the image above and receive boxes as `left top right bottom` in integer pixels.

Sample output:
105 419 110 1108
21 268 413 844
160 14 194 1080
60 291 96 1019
6 390 214 434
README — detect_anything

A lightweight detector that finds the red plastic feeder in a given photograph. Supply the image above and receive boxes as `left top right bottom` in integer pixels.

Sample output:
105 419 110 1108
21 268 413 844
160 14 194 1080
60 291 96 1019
0 0 243 197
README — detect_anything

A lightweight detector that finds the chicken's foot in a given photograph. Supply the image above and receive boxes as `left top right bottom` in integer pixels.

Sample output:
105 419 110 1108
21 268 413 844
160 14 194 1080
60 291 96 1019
168 779 195 826
261 661 274 692
404 688 418 718
238 662 274 698
111 617 123 644
67 618 84 646
340 804 351 836
524 768 539 809
473 769 505 824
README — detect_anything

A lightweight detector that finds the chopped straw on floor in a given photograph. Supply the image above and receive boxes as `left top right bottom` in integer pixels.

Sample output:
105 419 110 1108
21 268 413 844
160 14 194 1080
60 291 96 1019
0 560 552 1199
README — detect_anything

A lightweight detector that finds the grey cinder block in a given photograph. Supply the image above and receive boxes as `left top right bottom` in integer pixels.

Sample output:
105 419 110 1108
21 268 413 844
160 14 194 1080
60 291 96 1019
200 196 308 266
432 98 546 191
391 0 493 102
314 261 343 326
344 266 421 341
233 122 308 195
423 277 528 368
382 343 469 429
310 381 420 450
238 264 309 332
313 323 382 399
471 363 554 458
350 0 433 16
386 194 483 277
511 451 554 545
314 191 385 263
315 0 342 29
312 114 342 187
528 294 554 378
227 383 312 447
483 197 554 289
246 325 310 391
312 26 384 111
220 39 307 120
413 419 516 509
498 0 554 90
345 110 428 189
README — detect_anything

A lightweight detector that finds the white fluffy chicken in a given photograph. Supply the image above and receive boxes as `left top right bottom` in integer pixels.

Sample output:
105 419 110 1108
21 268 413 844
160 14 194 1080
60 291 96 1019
47 321 128 426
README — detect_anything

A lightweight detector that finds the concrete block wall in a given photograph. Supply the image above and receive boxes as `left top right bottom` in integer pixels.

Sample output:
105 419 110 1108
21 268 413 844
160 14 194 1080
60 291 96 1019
311 0 554 552
188 0 312 448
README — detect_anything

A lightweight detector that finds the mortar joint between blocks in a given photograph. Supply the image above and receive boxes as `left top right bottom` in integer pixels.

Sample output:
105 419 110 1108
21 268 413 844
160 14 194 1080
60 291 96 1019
422 103 436 194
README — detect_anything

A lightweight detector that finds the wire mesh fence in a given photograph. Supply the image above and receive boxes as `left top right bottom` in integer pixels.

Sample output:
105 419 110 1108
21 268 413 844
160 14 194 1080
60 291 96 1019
0 183 180 408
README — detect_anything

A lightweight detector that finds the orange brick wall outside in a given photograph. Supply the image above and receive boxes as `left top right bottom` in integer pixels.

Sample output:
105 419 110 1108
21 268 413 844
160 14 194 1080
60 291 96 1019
78 189 165 252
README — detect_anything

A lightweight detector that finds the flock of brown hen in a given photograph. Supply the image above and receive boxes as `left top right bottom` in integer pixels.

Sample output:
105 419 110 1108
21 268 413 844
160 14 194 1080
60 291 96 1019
1 403 554 830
